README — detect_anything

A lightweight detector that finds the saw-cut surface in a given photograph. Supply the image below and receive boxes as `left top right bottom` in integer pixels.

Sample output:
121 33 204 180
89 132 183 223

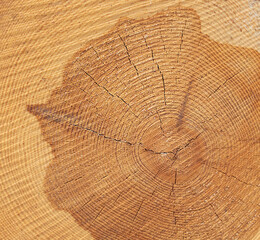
27 6 260 240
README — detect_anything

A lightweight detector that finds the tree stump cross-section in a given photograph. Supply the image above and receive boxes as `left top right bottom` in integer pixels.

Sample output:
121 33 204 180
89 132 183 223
27 6 260 240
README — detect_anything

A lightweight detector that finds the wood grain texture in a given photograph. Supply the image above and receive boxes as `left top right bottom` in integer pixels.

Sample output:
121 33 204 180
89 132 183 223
0 1 259 240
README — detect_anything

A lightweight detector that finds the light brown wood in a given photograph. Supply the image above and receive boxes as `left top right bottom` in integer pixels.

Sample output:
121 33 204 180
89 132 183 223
0 1 259 240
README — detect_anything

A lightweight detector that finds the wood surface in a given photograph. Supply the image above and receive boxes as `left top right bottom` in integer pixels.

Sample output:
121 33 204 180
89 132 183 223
0 0 260 239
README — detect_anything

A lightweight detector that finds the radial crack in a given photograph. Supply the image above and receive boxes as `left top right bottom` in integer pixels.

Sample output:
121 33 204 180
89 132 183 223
209 204 222 222
155 109 167 138
81 67 114 97
143 35 167 105
133 200 144 222
80 67 138 118
176 79 193 128
210 166 259 188
91 46 106 65
118 34 139 76
208 71 241 98
157 63 167 105
177 20 187 63
140 132 202 158
29 105 184 156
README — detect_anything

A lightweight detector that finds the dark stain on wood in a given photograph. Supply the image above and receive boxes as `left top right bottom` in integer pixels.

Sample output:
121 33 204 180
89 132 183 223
28 6 260 240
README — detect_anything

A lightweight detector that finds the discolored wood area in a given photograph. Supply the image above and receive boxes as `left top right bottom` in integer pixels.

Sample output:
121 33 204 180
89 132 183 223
1 1 260 240
26 7 260 240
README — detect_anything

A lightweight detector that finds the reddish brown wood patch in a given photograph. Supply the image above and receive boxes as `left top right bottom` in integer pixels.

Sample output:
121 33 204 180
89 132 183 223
28 7 260 240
